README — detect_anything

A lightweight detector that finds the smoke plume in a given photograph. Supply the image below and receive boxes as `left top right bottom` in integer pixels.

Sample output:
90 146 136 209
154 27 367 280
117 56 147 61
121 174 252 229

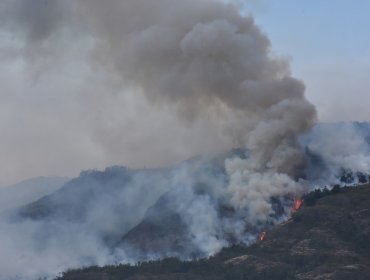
0 0 321 279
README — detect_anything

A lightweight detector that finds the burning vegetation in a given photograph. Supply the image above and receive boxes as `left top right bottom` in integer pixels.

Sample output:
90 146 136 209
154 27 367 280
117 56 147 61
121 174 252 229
259 231 267 242
259 196 304 242
291 198 303 214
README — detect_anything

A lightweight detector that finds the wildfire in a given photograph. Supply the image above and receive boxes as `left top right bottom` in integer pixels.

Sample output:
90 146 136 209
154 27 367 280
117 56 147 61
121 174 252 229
259 231 266 242
259 198 303 243
291 198 303 213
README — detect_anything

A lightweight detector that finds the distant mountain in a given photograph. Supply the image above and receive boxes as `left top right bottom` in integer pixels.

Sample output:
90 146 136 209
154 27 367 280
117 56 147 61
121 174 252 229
57 185 370 280
15 148 261 257
15 166 176 246
13 149 246 257
0 176 68 213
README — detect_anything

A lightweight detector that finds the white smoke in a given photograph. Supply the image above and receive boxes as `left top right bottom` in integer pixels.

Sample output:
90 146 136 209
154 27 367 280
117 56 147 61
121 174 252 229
0 167 172 279
302 122 370 185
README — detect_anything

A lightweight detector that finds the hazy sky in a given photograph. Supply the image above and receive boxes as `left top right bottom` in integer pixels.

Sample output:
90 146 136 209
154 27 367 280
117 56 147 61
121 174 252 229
0 0 369 184
244 0 370 121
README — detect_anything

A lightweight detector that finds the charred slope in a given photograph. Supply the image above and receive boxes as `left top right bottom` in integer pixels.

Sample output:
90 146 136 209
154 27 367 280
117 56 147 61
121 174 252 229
58 185 370 280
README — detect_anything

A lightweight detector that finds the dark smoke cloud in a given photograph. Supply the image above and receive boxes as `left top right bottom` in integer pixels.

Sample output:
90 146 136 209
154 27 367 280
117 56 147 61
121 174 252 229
0 0 317 182
12 0 66 41
67 0 316 223
0 0 319 278
0 0 317 183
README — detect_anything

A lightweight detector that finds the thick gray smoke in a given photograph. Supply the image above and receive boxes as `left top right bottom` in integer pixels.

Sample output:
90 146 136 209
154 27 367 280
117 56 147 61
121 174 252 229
65 0 317 226
0 0 319 279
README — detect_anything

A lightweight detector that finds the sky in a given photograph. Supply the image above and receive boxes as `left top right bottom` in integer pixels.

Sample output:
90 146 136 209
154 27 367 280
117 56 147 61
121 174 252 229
0 0 370 184
243 0 370 121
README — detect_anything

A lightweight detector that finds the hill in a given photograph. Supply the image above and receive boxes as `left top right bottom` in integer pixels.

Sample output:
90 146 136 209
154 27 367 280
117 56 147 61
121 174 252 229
0 176 68 213
57 185 370 280
4 122 370 279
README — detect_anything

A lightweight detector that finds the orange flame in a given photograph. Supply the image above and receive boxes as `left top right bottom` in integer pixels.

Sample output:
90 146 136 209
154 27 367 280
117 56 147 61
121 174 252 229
259 231 266 242
291 198 303 213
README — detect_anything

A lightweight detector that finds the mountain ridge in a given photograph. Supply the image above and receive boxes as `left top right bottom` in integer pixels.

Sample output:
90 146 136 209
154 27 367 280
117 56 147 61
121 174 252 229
0 176 68 213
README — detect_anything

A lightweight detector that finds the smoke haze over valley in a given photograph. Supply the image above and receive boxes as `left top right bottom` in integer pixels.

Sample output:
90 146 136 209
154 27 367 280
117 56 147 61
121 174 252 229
0 0 369 279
